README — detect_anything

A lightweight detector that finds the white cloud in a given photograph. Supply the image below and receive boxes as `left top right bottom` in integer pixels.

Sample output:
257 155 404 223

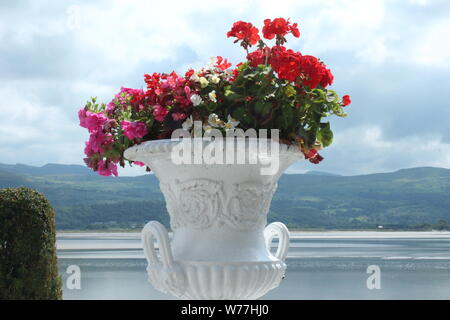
0 85 73 143
409 0 430 6
65 0 256 75
411 19 450 68
356 38 390 65
288 124 450 175
295 1 386 59
322 126 450 175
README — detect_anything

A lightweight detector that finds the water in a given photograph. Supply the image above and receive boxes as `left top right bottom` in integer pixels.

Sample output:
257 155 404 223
57 231 450 300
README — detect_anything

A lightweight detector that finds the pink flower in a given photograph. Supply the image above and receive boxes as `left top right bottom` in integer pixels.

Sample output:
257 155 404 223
184 86 191 98
119 87 143 97
172 112 187 121
83 157 96 170
78 108 88 125
84 142 96 157
103 119 117 131
133 161 145 167
97 159 118 177
106 87 145 115
84 131 113 156
106 101 116 113
152 105 169 122
79 109 107 133
121 121 148 140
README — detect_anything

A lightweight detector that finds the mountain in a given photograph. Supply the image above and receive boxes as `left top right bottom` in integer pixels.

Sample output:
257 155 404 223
0 170 32 188
0 163 449 230
303 170 341 176
0 163 94 176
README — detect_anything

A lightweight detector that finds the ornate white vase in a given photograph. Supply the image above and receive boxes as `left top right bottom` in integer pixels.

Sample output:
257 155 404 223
124 138 303 299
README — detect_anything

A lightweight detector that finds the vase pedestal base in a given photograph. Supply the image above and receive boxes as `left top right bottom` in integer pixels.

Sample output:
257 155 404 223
142 221 289 300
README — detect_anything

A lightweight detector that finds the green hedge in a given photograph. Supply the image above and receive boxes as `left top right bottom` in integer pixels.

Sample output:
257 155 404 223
0 187 62 300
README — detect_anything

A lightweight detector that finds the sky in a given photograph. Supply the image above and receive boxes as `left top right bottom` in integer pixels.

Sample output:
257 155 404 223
0 0 449 176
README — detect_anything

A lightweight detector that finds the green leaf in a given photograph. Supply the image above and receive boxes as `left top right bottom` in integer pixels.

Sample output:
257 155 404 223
285 85 296 97
317 122 333 147
145 117 154 128
310 88 327 103
325 90 338 103
277 105 293 129
225 91 245 102
297 126 316 147
206 102 217 112
255 100 272 115
232 107 252 126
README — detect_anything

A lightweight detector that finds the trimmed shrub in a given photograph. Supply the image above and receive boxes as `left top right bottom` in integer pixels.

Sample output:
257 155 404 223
0 187 62 299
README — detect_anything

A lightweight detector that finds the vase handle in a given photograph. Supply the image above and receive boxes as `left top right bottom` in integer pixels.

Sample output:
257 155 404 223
141 221 174 269
264 222 290 261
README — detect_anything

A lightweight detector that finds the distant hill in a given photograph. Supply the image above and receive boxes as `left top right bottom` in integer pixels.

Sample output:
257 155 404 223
304 170 341 176
0 170 33 188
0 163 449 230
0 163 94 176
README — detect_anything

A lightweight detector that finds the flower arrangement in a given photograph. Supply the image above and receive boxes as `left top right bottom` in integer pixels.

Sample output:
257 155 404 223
79 18 351 176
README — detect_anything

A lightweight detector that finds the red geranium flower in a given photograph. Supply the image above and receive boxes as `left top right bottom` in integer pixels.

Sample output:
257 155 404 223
296 55 335 89
229 62 243 81
227 21 260 46
297 55 323 88
247 45 334 89
342 95 351 106
309 153 324 164
215 56 232 70
246 47 270 67
269 45 302 82
185 68 195 78
290 23 300 38
320 68 334 88
262 18 300 41
303 148 324 164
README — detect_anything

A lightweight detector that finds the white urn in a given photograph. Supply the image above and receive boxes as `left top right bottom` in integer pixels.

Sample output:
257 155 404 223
124 138 303 299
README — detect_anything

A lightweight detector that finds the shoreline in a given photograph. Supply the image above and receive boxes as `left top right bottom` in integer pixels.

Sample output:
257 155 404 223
56 230 450 239
57 228 450 234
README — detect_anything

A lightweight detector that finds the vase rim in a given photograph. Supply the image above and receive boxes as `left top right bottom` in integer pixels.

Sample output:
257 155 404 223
124 138 304 162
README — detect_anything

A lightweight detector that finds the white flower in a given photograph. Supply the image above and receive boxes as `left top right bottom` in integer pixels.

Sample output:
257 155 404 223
209 74 220 84
199 77 209 88
208 90 217 103
224 115 240 129
207 113 223 127
190 94 203 106
190 73 200 82
182 115 194 131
